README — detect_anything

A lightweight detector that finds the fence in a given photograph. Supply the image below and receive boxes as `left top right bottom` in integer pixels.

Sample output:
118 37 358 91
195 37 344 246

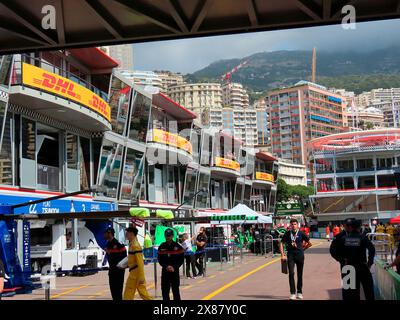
374 259 400 300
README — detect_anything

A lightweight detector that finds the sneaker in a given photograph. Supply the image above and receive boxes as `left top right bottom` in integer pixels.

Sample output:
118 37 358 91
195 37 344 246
296 293 303 300
289 294 296 300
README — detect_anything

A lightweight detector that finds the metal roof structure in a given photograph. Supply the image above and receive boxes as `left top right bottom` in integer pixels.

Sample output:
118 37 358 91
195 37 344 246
0 0 399 54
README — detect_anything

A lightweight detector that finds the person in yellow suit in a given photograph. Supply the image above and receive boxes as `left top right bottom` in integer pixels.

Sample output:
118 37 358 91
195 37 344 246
123 226 153 300
385 223 395 249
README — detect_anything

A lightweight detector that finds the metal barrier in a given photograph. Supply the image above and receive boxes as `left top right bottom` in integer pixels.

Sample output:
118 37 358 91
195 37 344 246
374 259 400 300
367 233 394 263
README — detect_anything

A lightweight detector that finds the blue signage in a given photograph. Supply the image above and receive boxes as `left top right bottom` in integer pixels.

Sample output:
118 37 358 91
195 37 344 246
311 115 331 123
0 194 116 215
327 96 342 103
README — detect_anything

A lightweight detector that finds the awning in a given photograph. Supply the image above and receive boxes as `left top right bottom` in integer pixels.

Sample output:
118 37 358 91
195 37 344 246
152 93 197 120
69 47 119 72
206 204 272 224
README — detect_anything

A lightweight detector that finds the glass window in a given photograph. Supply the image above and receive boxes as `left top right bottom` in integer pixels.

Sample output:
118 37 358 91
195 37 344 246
195 171 210 209
0 55 13 87
315 158 334 174
243 184 252 207
79 137 90 190
356 159 374 171
128 92 151 143
120 148 144 201
358 176 375 189
108 76 131 135
377 158 394 169
0 109 12 185
336 159 354 172
377 174 396 188
21 118 35 160
317 178 335 191
66 133 78 169
234 181 244 206
337 177 354 190
182 166 198 207
96 139 123 199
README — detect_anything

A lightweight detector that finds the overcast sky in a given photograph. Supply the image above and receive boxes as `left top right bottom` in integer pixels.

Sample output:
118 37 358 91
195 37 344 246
132 18 400 74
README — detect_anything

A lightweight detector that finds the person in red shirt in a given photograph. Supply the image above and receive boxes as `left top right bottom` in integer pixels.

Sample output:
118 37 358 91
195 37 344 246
326 225 331 242
332 225 340 238
304 226 310 238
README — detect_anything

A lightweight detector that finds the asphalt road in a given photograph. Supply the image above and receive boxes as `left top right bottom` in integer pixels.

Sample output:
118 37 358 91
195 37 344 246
4 240 344 300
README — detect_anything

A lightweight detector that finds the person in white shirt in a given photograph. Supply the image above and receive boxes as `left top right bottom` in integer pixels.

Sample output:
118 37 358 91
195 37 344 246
181 233 197 278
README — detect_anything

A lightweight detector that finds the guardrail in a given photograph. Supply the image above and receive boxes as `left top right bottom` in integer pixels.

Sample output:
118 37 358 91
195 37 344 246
374 259 400 300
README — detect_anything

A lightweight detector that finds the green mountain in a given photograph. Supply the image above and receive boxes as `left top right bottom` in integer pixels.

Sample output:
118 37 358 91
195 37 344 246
186 47 400 99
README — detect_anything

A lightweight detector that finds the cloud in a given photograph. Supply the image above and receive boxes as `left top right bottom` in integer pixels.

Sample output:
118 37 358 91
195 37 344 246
132 18 400 74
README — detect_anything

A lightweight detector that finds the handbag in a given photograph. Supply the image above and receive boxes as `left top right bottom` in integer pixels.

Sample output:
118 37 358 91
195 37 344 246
281 258 288 274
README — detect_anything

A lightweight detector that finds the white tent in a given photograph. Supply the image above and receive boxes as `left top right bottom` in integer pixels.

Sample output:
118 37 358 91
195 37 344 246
209 203 273 224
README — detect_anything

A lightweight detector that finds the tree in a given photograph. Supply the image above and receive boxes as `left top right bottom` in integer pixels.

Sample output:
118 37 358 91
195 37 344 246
276 178 290 202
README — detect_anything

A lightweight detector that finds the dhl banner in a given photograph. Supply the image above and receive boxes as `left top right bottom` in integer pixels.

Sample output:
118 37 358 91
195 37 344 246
215 157 240 172
22 63 111 121
256 172 274 182
152 129 192 154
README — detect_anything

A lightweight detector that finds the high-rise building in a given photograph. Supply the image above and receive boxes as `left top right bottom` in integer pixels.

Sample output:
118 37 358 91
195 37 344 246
368 100 400 128
222 82 249 108
355 88 400 108
256 107 269 146
268 81 346 165
154 71 184 93
120 70 163 91
168 83 223 127
107 44 134 70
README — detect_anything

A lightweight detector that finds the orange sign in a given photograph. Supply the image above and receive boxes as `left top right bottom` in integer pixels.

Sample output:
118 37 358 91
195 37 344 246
152 129 192 154
256 172 274 182
215 157 240 172
22 63 111 121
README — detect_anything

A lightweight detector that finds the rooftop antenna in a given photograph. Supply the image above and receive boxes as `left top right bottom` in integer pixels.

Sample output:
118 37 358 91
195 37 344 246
311 47 316 83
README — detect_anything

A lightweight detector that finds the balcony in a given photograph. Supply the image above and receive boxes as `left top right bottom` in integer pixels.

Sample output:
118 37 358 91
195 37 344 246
211 156 241 178
146 128 193 163
253 171 275 187
10 55 111 131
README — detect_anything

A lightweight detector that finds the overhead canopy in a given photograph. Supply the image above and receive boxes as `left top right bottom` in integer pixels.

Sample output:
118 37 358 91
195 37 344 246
0 1 398 54
152 92 197 120
208 204 272 224
389 215 400 224
68 47 119 72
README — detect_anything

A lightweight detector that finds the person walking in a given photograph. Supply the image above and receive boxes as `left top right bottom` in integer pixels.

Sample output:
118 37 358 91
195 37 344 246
103 227 127 301
329 219 375 300
123 227 152 300
280 218 312 300
194 227 208 277
181 233 197 278
158 229 184 300
326 225 331 242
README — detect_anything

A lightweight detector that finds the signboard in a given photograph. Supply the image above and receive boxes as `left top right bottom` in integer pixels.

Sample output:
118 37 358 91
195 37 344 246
0 193 116 214
275 202 303 216
22 221 30 272
215 157 240 172
22 63 111 121
152 128 193 154
255 172 274 182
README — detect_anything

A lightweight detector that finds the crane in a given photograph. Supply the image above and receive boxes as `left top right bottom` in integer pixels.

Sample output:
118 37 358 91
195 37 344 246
221 60 249 83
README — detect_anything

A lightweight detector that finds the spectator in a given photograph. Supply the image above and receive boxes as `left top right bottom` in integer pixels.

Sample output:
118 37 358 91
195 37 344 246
181 233 197 279
194 227 208 277
332 225 341 238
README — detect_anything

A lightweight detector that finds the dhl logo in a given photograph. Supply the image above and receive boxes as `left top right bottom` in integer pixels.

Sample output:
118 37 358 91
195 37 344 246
40 73 80 99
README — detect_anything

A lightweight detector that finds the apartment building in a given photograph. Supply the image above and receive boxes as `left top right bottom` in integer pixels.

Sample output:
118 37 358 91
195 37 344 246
119 70 163 92
222 82 249 109
278 160 307 186
168 82 223 127
106 44 134 71
268 81 346 165
154 71 184 93
368 100 400 128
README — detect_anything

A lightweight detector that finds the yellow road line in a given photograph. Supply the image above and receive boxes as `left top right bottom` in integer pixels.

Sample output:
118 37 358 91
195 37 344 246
208 275 217 279
51 285 89 299
202 258 281 300
197 279 206 284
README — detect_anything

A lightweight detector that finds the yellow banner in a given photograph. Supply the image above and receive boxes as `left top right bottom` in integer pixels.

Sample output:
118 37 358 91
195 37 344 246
215 157 240 172
22 63 111 121
256 172 274 182
152 129 192 154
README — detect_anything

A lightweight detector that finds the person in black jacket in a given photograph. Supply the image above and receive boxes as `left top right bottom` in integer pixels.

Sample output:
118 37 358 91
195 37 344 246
330 218 375 300
104 227 127 301
157 228 184 300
